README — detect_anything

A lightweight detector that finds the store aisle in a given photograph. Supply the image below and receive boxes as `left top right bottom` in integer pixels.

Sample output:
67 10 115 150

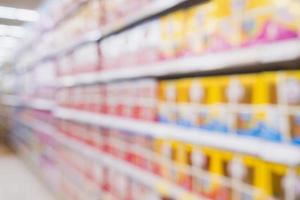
0 153 55 200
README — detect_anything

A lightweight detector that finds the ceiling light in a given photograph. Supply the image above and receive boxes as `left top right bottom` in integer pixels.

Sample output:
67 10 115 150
0 6 39 22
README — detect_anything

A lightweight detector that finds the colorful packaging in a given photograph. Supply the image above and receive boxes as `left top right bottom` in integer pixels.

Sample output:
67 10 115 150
185 2 215 55
176 78 210 128
227 74 259 136
158 80 178 124
266 163 289 200
160 10 186 60
241 0 300 46
205 77 230 132
208 0 241 52
253 73 284 141
176 79 191 126
227 73 285 141
175 143 193 191
283 71 300 144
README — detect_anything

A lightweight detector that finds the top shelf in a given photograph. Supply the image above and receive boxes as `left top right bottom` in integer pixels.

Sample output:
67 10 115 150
17 0 194 70
100 0 190 38
59 39 300 87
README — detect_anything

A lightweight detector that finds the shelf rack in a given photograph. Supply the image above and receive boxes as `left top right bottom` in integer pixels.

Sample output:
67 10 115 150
58 39 300 87
18 119 206 200
16 0 194 73
55 108 300 166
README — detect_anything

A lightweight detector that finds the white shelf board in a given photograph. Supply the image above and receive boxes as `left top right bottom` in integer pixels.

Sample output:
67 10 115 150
58 39 300 87
24 99 55 111
56 133 205 200
54 108 300 166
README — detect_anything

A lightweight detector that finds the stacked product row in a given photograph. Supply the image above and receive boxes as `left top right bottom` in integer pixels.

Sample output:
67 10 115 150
17 0 165 68
16 109 300 200
57 70 300 145
55 0 300 76
13 107 300 200
57 79 157 121
16 0 300 75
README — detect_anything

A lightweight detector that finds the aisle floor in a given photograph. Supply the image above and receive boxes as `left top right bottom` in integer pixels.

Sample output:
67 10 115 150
0 148 56 200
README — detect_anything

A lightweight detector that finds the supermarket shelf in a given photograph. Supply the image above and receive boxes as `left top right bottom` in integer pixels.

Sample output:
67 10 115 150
59 39 300 87
28 30 102 71
18 0 193 73
15 0 90 66
55 108 300 166
56 133 205 200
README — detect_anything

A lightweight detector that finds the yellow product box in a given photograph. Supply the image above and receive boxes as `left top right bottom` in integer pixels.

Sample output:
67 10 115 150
263 162 289 200
188 146 212 195
158 80 178 124
252 72 284 141
176 78 210 128
160 10 186 59
205 76 230 132
159 140 179 181
227 72 286 141
201 149 232 199
184 2 216 55
226 74 259 136
207 0 242 51
282 71 300 145
241 0 300 46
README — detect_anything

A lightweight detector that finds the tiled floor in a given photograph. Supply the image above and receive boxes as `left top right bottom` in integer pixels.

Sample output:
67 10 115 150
0 147 56 200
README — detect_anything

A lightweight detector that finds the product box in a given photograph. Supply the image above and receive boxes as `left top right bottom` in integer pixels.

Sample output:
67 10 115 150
72 43 100 74
151 139 164 176
135 79 158 121
253 73 283 141
177 78 210 128
142 20 161 64
208 0 241 52
176 79 191 127
227 74 258 136
205 77 230 132
160 141 177 181
241 0 300 47
185 2 215 55
283 71 300 144
160 10 186 60
158 80 178 124
227 73 286 141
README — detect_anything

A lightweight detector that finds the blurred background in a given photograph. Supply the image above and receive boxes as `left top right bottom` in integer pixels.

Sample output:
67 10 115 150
0 0 300 200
